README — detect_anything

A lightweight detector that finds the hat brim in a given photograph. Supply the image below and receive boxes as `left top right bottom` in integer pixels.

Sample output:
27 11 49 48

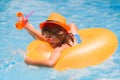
40 21 70 32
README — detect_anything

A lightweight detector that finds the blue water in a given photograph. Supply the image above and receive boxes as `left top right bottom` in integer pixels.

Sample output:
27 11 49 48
0 0 120 80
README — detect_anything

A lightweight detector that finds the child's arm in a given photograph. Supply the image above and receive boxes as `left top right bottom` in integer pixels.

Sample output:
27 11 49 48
25 48 61 67
68 23 78 34
25 44 69 67
25 23 46 41
68 23 79 45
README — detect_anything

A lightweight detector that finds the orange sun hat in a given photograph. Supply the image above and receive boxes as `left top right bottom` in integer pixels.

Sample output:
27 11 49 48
40 12 70 32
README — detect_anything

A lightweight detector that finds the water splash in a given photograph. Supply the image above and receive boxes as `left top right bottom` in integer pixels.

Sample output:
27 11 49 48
0 48 26 71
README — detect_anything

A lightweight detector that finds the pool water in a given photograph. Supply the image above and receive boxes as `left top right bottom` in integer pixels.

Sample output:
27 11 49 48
0 0 120 80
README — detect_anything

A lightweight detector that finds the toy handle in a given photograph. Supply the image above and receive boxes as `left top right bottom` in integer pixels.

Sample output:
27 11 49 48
15 12 28 30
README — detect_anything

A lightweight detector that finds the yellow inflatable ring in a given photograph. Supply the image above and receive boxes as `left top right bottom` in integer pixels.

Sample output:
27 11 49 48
26 28 118 70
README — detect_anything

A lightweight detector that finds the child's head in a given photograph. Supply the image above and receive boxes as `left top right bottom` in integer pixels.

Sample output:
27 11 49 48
40 12 70 32
42 23 74 48
40 12 74 48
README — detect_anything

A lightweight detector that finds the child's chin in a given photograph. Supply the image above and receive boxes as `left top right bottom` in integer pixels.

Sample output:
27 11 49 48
51 44 57 48
51 45 56 48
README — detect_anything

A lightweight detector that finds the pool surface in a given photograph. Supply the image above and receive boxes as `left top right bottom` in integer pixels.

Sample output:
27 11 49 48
0 0 120 80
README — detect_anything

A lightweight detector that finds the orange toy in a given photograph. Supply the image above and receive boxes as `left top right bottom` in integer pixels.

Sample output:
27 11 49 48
15 12 26 30
15 11 33 30
26 28 118 70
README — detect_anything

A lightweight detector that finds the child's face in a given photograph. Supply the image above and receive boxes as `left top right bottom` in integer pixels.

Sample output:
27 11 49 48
43 33 60 48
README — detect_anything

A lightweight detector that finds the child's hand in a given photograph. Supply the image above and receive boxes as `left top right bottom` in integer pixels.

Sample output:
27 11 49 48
15 17 28 30
21 18 28 25
24 56 32 64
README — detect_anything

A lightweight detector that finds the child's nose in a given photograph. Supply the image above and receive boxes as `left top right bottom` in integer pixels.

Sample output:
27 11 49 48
47 37 53 41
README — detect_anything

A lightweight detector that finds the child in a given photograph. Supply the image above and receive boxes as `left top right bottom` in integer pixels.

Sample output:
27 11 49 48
19 12 81 67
